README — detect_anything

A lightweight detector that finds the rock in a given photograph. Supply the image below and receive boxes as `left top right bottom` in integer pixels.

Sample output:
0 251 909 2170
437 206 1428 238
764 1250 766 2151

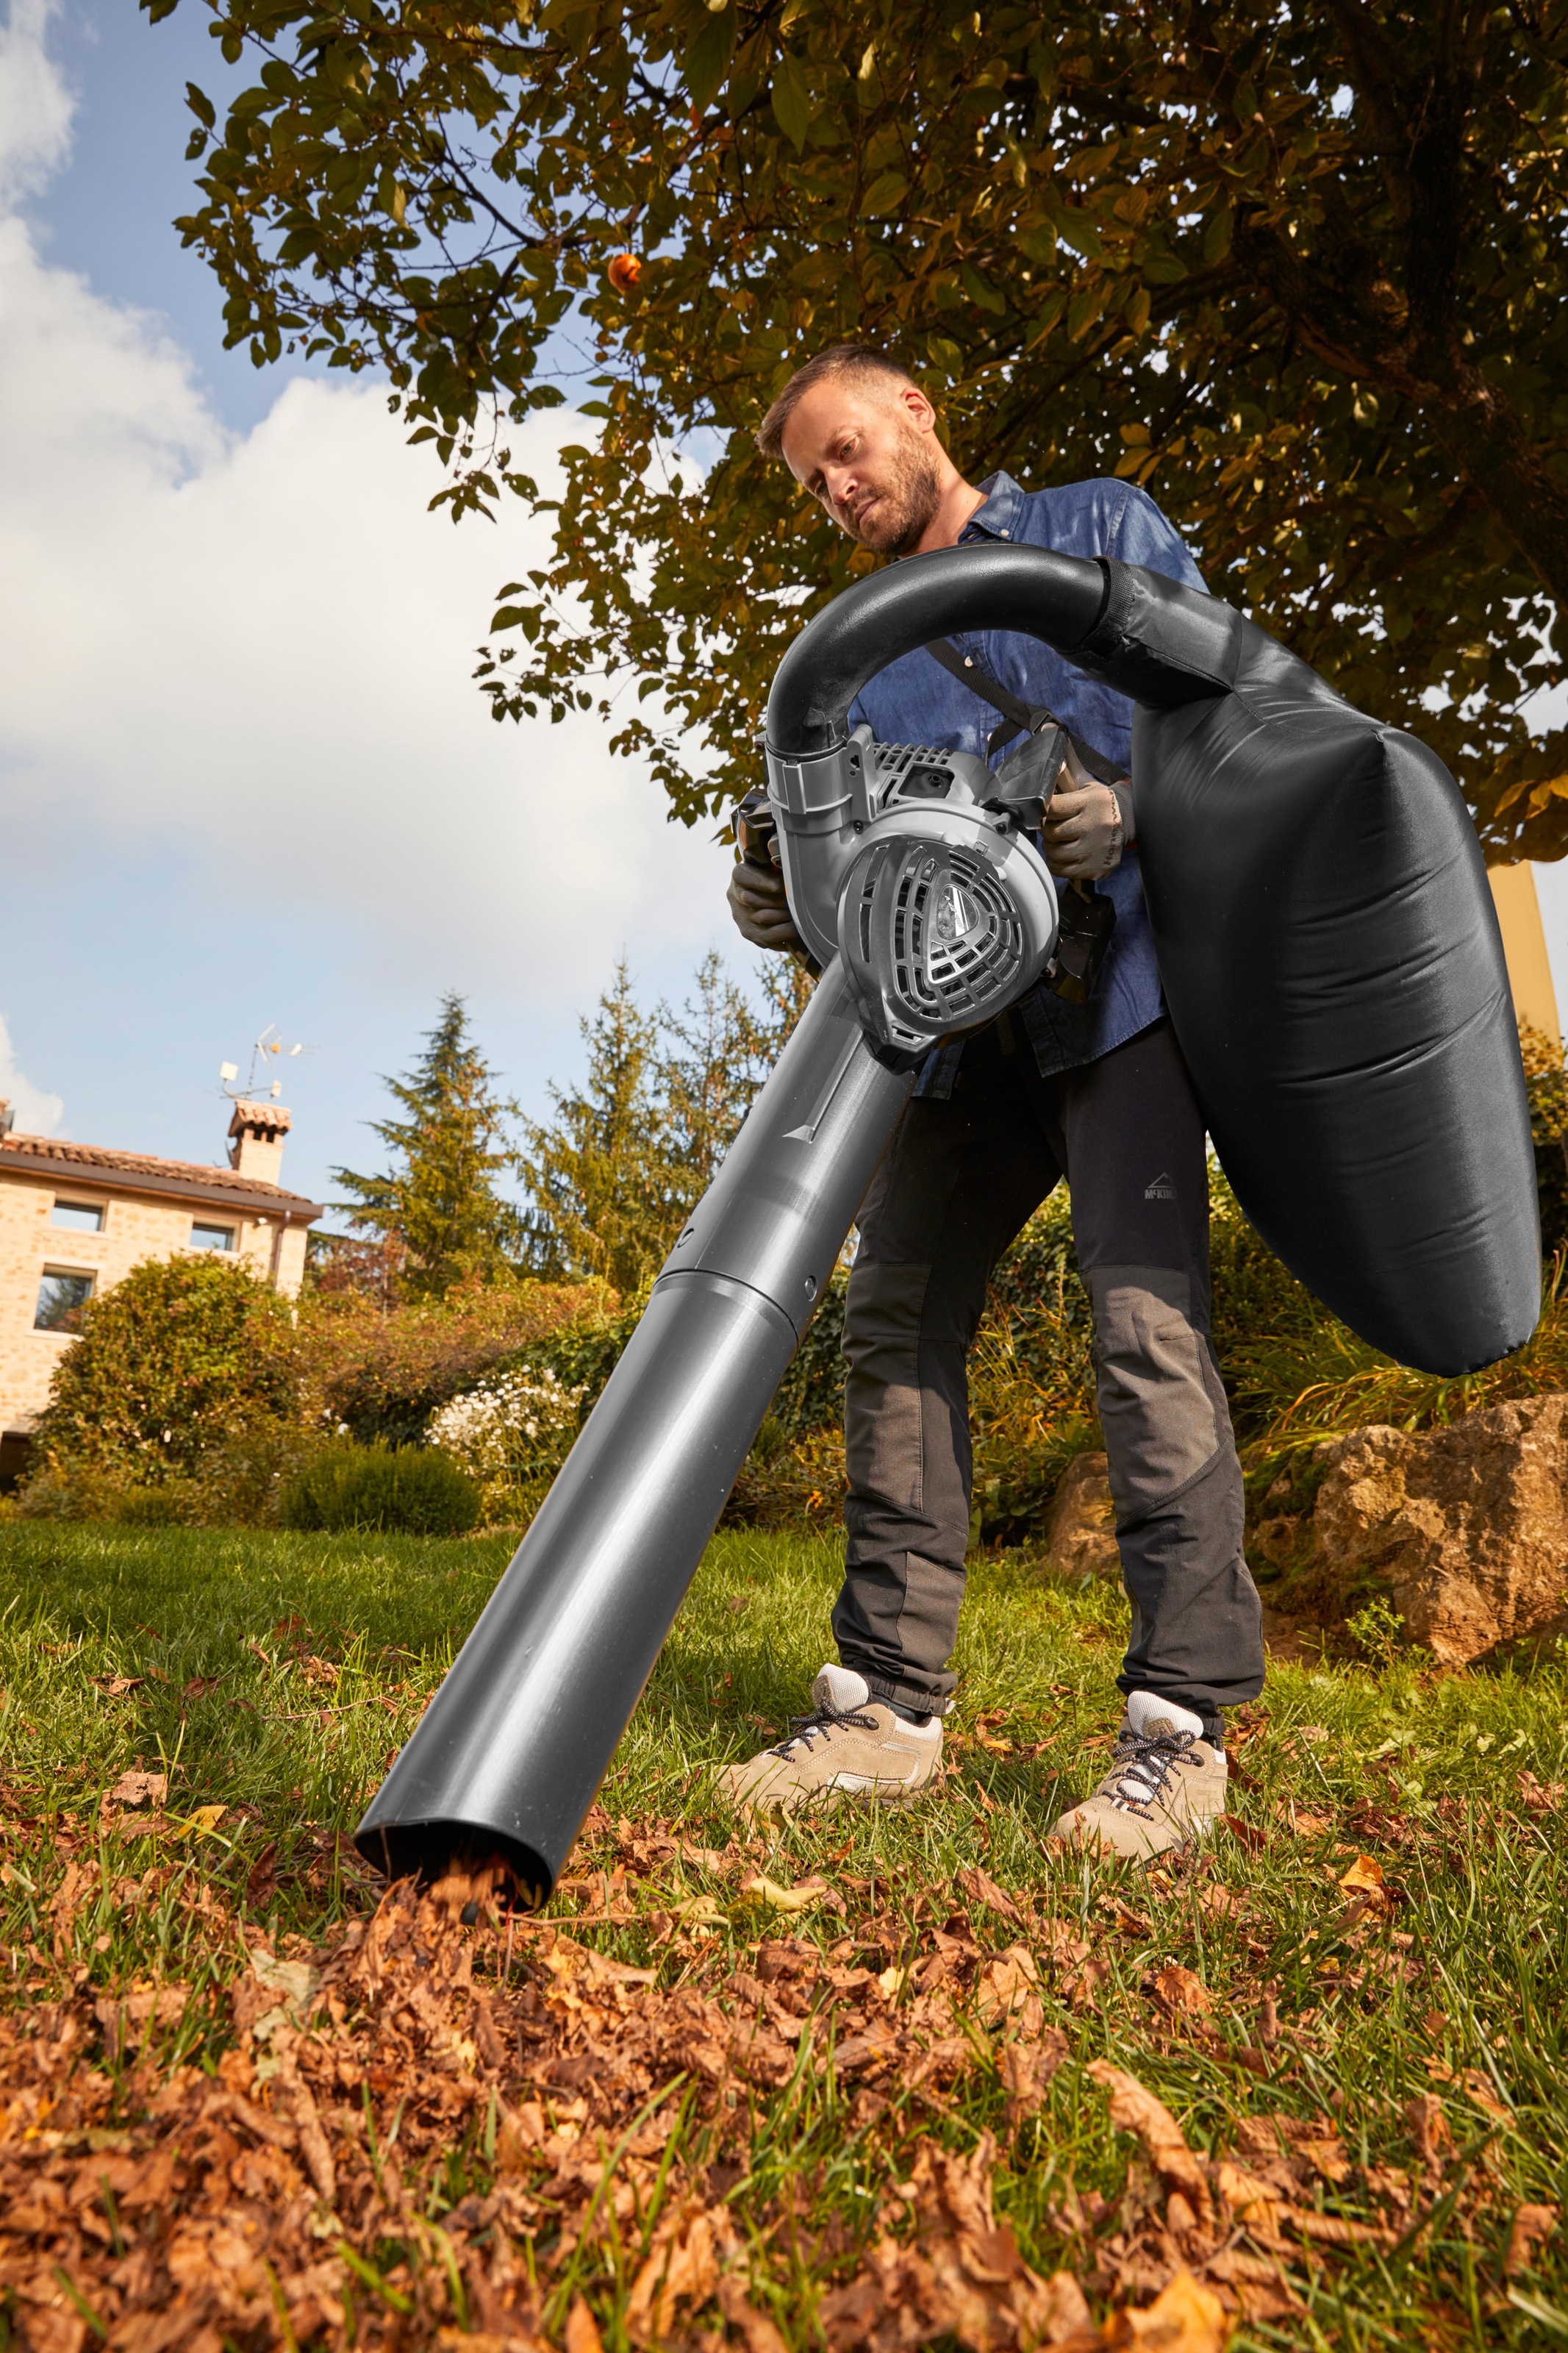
1311 1393 1568 1663
1042 1452 1121 1581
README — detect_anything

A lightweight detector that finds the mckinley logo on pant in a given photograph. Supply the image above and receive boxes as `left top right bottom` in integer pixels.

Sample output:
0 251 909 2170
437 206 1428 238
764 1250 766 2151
1145 1170 1175 1199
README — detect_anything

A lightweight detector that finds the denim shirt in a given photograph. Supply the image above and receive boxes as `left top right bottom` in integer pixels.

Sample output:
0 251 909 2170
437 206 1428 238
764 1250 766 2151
847 471 1206 1093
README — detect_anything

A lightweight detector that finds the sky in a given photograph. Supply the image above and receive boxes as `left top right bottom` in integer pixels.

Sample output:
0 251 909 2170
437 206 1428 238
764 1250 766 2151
0 0 756 1216
3 0 1568 1227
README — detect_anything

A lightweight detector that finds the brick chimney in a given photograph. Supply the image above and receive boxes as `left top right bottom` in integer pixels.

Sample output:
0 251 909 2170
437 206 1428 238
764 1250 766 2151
227 1099 293 1185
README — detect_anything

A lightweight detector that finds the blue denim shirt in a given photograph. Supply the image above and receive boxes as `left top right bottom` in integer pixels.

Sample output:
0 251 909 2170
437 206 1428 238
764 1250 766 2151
847 471 1206 1092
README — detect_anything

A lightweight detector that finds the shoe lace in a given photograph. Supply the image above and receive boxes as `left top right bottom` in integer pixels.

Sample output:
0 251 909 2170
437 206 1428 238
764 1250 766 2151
772 1704 880 1759
1105 1724 1198 1818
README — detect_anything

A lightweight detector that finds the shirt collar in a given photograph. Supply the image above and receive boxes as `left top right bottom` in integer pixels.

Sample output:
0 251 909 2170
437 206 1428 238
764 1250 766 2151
959 471 1027 544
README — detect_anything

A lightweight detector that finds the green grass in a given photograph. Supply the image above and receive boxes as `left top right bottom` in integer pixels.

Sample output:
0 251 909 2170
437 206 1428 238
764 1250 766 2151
1 1522 1565 2349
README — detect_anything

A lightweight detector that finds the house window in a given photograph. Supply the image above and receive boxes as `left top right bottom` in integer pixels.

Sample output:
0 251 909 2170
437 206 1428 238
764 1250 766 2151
35 1271 95 1332
190 1221 236 1252
50 1199 106 1232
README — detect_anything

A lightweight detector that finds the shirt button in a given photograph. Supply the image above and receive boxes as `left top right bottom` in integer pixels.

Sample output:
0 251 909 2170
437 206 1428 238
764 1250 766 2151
999 529 1010 538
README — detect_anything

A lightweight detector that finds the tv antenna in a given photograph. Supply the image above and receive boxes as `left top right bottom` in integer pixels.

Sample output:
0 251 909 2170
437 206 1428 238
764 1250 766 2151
219 1024 316 1103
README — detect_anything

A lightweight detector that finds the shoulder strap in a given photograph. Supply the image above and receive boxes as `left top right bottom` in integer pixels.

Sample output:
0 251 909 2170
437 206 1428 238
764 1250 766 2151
923 638 1123 783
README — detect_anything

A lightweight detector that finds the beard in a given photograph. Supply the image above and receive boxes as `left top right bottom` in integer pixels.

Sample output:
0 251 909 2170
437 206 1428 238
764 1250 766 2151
841 432 944 555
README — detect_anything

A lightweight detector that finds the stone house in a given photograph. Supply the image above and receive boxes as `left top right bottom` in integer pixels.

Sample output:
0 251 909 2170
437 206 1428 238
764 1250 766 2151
0 1099 323 1485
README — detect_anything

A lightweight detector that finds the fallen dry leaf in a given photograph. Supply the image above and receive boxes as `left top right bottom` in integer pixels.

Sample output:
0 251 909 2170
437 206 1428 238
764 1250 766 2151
1272 1802 1333 1837
957 1864 1026 1926
1337 1853 1385 1895
736 1873 827 1915
627 2203 727 2343
1506 2203 1559 2277
171 1804 227 1838
665 1891 728 1930
1105 2268 1231 2350
1152 1965 1214 2018
976 1945 1042 2030
565 2294 606 2353
94 1983 190 2059
107 1769 168 1808
998 2030 1070 2129
1088 2063 1213 2222
717 2277 790 2353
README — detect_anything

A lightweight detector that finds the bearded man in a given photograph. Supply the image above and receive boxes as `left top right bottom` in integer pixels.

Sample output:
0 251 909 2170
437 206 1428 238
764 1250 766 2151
722 344 1264 1861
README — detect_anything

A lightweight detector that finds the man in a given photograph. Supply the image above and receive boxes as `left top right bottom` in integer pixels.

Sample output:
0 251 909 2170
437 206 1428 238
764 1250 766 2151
723 345 1264 1861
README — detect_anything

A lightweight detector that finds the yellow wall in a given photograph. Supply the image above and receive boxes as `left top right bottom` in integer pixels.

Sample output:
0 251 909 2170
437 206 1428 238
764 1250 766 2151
0 1171 309 1434
1489 863 1561 1043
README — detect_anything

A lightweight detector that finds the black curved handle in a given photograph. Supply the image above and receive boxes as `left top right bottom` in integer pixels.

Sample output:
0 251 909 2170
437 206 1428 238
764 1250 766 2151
765 543 1242 757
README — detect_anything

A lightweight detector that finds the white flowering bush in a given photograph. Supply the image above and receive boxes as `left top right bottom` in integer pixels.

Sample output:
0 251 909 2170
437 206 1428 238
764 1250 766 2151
426 1367 584 1518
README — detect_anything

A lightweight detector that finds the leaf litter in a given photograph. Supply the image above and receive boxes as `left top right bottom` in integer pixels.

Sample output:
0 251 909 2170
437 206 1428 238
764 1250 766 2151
1 1766 1559 2353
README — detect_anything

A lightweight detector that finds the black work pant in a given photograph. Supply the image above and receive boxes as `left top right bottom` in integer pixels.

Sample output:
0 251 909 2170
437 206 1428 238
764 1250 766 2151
832 1015 1264 1734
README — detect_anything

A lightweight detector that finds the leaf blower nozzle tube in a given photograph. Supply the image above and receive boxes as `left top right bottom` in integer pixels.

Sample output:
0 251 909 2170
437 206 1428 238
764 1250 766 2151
354 961 916 1899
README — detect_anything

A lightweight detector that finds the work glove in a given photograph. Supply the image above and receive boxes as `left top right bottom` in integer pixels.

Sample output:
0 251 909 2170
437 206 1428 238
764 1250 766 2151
1040 747 1129 881
727 854 807 954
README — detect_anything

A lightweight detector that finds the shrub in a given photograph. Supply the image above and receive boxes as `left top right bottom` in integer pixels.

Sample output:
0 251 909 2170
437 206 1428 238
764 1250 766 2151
427 1367 586 1518
32 1254 300 1482
297 1274 613 1446
278 1443 480 1535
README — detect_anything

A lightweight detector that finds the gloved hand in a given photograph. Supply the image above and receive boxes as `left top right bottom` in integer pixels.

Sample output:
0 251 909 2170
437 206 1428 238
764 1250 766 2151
1040 750 1127 881
727 855 807 953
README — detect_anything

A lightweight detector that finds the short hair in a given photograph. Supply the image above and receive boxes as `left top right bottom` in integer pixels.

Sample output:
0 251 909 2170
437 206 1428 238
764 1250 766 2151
755 344 920 459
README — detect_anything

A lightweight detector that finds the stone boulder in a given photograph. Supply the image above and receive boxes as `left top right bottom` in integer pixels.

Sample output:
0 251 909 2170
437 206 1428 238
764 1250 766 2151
1042 1452 1120 1581
1311 1392 1568 1663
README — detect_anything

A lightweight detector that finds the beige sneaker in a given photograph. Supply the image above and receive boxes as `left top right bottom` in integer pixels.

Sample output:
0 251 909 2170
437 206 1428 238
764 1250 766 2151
1046 1692 1227 1863
720 1664 943 1818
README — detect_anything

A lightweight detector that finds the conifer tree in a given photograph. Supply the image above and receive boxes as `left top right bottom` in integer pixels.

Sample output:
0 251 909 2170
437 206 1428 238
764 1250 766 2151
515 963 674 1293
335 993 523 1299
517 954 813 1290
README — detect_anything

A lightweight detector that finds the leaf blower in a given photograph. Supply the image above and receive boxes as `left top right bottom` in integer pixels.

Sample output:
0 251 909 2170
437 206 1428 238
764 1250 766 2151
356 546 1536 1900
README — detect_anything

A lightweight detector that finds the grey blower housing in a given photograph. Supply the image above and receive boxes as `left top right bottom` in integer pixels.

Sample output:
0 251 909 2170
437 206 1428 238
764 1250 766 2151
356 541 1535 1902
776 733 1060 1052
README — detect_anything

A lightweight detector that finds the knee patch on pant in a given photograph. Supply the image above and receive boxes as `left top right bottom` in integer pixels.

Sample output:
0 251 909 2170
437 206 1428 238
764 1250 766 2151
842 1260 934 1516
1086 1263 1233 1522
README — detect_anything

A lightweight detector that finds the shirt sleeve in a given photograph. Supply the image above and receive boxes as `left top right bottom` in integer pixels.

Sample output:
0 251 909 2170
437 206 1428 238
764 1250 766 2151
1109 483 1206 593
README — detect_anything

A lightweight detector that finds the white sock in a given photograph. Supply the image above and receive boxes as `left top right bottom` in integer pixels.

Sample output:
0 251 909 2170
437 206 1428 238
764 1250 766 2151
813 1663 872 1712
1126 1689 1208 1740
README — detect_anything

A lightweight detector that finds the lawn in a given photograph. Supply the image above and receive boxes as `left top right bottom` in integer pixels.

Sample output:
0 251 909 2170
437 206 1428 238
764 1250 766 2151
0 1521 1564 2352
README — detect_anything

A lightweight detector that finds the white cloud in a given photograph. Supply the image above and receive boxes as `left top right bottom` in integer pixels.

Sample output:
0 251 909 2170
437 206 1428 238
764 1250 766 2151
0 0 71 207
0 7 734 1026
0 1013 64 1135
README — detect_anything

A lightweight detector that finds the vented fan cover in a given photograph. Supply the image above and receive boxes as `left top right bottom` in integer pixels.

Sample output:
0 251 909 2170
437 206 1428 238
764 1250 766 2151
840 833 1029 1051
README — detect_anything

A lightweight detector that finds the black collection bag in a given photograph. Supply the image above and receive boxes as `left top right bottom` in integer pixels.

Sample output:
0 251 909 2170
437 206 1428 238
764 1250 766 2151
1072 565 1539 1376
767 546 1540 1376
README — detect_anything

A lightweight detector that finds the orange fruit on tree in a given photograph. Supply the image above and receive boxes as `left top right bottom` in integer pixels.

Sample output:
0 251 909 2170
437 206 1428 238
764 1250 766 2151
607 253 642 293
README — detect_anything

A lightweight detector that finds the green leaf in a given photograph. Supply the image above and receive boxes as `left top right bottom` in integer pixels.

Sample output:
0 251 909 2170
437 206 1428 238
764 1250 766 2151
960 263 1007 315
861 171 909 215
770 51 810 151
1203 204 1234 264
185 81 216 129
684 8 734 115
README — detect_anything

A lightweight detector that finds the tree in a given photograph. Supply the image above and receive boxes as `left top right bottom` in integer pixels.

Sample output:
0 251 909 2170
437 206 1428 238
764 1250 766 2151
149 0 1568 855
336 992 523 1296
32 1255 299 1479
515 961 671 1289
517 951 812 1285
